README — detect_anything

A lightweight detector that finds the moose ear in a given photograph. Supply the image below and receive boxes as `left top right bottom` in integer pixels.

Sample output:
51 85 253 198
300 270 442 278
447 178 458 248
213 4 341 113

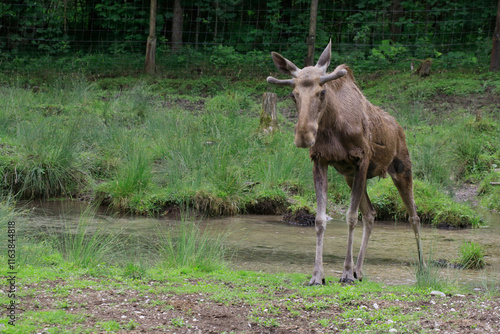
316 40 332 73
271 52 301 77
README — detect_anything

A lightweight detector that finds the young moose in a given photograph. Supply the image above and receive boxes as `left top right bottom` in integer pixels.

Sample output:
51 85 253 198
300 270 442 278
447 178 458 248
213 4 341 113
267 41 424 285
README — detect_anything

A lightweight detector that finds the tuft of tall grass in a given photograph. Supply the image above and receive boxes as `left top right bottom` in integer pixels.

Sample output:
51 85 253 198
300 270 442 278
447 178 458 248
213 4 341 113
4 117 85 198
155 219 228 272
49 207 123 268
100 137 152 209
413 247 457 291
250 133 310 191
457 241 486 270
452 129 487 177
411 136 451 187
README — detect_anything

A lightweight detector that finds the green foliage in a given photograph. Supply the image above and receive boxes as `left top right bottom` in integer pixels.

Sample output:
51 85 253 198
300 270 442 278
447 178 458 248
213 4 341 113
457 241 486 269
49 207 122 268
413 247 457 291
155 220 228 272
479 169 500 211
122 262 148 280
1 62 497 226
411 136 451 187
0 0 495 70
209 45 244 68
97 320 122 331
368 178 483 228
100 139 152 209
370 40 408 61
0 116 85 199
94 0 149 54
0 310 86 334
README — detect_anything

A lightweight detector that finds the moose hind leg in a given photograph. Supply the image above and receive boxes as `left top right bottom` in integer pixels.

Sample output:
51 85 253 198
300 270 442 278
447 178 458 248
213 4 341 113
353 190 375 281
390 161 425 268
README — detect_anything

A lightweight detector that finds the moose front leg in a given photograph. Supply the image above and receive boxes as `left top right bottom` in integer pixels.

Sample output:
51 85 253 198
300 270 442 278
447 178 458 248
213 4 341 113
341 161 369 283
309 161 328 286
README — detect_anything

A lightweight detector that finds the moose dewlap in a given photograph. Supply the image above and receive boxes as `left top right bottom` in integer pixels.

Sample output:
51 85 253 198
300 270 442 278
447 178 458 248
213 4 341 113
267 41 425 285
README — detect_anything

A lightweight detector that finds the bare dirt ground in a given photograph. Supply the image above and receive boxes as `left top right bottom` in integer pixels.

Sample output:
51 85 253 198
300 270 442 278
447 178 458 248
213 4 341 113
16 278 500 333
453 183 480 205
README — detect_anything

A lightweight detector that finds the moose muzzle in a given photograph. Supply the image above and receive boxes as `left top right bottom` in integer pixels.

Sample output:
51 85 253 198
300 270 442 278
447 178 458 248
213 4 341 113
294 123 318 148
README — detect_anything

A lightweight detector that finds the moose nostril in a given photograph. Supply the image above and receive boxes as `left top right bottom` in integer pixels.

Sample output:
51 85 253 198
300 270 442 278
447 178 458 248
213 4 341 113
294 134 315 148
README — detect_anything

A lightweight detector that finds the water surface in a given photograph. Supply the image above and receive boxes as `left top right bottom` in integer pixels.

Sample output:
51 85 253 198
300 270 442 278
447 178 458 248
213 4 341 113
22 200 500 286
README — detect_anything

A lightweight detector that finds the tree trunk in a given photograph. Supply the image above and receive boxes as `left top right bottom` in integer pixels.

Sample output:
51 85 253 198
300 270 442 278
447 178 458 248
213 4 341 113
145 0 157 75
306 0 319 66
214 1 219 42
63 0 67 34
172 0 183 52
195 5 200 50
390 0 403 42
490 0 500 72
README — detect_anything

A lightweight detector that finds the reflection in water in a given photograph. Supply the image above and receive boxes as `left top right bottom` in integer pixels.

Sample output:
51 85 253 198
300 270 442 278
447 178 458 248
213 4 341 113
20 200 500 286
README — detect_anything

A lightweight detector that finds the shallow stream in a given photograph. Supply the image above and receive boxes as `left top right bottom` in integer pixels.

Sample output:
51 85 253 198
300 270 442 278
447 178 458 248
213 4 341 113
21 200 500 286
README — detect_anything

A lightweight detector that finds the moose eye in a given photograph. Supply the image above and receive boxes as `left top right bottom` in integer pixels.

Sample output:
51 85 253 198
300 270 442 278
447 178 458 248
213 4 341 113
320 89 326 99
289 92 297 102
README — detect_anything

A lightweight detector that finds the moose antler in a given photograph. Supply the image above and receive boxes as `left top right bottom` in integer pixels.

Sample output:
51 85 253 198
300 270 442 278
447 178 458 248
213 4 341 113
320 69 347 85
266 77 295 86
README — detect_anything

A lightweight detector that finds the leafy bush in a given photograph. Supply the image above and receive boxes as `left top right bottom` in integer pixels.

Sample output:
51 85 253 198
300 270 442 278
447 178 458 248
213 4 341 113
370 40 408 62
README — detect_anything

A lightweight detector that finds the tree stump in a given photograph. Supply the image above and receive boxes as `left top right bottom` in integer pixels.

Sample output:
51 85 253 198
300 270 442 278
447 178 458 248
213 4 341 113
415 59 432 77
260 92 278 133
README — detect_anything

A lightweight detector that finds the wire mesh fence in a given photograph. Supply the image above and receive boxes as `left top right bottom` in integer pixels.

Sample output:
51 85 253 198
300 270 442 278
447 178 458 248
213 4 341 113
0 0 497 67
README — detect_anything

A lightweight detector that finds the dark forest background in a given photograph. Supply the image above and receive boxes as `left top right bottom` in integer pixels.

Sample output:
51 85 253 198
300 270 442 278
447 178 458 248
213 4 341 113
0 0 497 68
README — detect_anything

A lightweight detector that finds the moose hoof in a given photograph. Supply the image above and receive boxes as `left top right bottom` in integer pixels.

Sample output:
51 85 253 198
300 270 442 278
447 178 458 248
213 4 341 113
339 277 355 284
308 277 326 286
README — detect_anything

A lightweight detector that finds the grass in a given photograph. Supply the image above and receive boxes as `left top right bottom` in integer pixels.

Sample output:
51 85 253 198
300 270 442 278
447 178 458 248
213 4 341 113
1 58 499 227
48 206 123 268
0 258 497 332
0 204 498 333
457 241 486 269
368 178 483 228
155 217 230 272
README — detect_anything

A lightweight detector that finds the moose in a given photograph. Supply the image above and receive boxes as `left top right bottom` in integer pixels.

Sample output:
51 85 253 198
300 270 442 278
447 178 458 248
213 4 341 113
267 41 424 285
